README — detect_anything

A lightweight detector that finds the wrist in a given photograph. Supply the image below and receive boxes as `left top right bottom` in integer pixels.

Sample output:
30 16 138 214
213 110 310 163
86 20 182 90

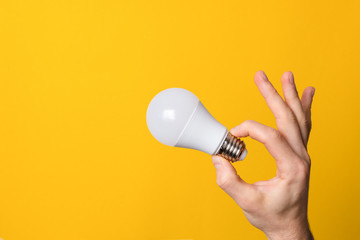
265 221 313 240
266 231 313 240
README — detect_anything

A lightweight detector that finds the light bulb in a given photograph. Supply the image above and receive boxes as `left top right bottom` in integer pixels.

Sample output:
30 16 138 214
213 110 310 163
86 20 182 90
146 88 247 162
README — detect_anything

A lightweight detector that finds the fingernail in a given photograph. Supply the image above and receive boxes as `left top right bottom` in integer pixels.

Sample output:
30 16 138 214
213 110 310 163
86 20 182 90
260 71 268 81
312 87 316 97
212 156 222 169
289 72 294 84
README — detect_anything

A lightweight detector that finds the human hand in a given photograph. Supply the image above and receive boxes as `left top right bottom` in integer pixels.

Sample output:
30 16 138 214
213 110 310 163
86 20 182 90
212 71 315 240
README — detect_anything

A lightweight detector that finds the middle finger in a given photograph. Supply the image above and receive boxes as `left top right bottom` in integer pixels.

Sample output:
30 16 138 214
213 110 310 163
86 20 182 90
254 71 306 157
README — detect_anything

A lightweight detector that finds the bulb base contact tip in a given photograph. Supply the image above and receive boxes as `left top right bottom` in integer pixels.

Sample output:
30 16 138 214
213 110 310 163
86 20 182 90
216 132 247 163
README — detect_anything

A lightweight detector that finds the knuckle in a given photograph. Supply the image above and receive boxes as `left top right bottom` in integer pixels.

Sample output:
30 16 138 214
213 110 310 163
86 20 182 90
216 175 234 190
298 146 312 162
286 110 298 122
267 86 279 98
299 116 307 126
275 109 295 125
264 88 280 103
302 152 311 163
307 120 312 131
267 128 282 142
295 160 311 179
300 117 312 131
243 119 255 127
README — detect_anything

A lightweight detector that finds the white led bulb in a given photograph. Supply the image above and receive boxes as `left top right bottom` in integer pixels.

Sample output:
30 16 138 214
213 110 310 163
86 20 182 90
146 88 247 162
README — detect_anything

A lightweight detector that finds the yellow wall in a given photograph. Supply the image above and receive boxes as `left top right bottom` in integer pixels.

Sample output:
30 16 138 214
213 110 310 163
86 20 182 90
0 1 359 239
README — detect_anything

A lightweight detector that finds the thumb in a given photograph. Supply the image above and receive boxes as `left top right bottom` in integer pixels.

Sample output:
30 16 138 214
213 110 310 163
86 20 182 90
212 155 251 202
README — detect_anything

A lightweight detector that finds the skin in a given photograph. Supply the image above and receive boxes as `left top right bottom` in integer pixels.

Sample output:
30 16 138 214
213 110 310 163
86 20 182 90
212 71 315 240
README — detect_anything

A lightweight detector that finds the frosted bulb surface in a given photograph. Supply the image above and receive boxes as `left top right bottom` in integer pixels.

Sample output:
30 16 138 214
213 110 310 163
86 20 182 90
146 88 228 155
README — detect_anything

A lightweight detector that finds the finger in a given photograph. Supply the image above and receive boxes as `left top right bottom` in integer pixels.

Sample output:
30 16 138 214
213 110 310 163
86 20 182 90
301 87 315 144
254 71 291 120
230 120 302 177
281 72 308 145
254 71 305 156
212 155 256 208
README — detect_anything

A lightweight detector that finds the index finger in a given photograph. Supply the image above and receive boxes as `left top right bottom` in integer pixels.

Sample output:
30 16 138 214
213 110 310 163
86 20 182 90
231 120 302 177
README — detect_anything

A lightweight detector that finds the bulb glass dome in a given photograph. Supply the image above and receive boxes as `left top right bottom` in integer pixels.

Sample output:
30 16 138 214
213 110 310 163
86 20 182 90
146 88 228 155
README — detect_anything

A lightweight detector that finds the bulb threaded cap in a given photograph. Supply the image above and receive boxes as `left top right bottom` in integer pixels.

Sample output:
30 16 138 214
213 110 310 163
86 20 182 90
216 132 247 162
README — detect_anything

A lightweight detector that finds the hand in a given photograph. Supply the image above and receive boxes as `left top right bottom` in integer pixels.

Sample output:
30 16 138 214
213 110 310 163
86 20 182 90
212 71 315 240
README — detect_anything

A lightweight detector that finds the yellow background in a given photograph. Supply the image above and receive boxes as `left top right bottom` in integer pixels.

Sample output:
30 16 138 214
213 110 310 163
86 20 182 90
0 0 359 239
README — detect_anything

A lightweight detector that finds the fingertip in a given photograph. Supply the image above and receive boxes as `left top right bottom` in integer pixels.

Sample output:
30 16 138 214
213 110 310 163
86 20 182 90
283 70 293 76
254 70 267 82
311 87 316 97
256 70 265 75
212 155 222 163
213 155 235 164
289 72 294 85
302 86 315 99
281 71 300 100
281 71 293 84
212 155 237 177
229 126 238 136
229 121 248 138
301 86 315 111
212 155 224 167
309 87 315 105
230 120 254 139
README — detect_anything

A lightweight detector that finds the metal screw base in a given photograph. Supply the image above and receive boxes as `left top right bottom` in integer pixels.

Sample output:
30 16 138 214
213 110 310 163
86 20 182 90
216 132 247 163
